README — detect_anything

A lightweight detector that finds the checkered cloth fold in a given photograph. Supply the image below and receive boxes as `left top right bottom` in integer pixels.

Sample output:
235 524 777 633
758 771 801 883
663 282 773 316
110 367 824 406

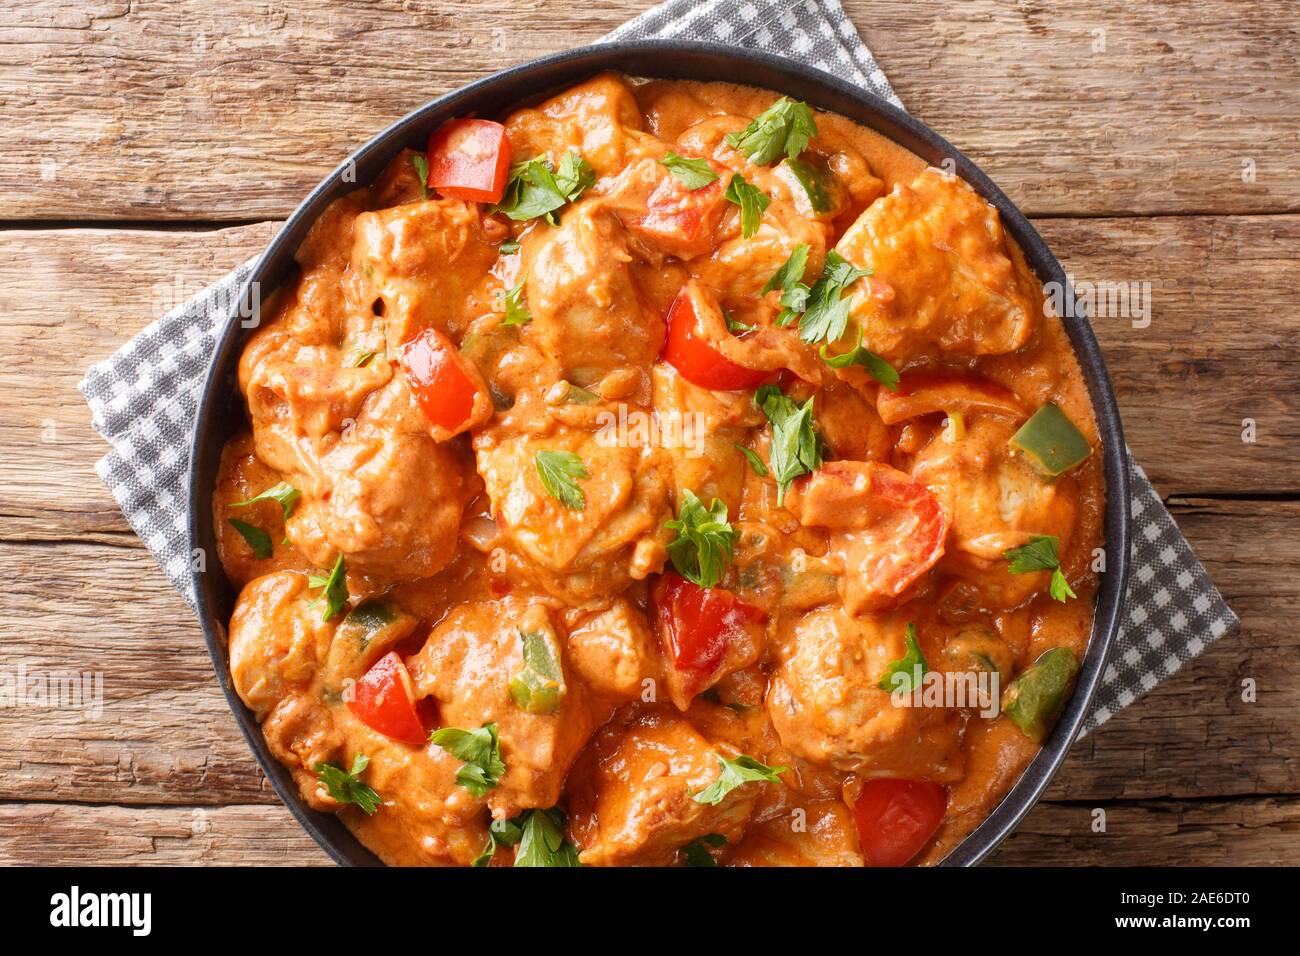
79 0 1237 735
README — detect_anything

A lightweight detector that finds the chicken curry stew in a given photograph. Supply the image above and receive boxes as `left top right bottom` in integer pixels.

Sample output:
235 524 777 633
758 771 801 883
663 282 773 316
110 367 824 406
215 74 1105 867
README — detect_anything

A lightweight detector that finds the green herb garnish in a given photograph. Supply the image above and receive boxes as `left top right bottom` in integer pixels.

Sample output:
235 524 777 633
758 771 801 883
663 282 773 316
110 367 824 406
411 154 429 200
228 518 272 559
819 326 899 391
665 489 738 589
876 623 928 692
691 754 788 806
514 808 581 867
1004 535 1076 602
231 481 301 520
763 243 813 325
658 151 719 190
429 723 506 797
307 554 348 621
724 173 771 239
681 833 728 867
501 280 532 326
754 385 822 505
492 816 525 847
725 311 756 334
534 450 588 510
725 97 818 165
797 250 871 345
492 152 595 225
762 243 810 297
471 834 496 867
734 443 769 477
316 754 380 815
472 815 528 867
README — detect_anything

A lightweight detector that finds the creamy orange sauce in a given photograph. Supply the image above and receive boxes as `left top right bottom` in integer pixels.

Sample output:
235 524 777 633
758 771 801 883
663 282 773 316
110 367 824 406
214 73 1104 867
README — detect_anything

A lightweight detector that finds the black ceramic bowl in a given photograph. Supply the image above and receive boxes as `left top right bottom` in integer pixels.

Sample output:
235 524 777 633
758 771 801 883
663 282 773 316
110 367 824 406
189 40 1131 867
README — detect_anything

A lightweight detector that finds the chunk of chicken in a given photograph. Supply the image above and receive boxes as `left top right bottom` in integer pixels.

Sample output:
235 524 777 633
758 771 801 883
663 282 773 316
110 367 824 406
213 431 312 587
725 799 864 867
349 197 499 346
241 199 477 581
691 198 831 304
503 73 648 179
406 600 602 818
562 598 662 703
835 168 1039 364
767 607 965 780
649 361 759 514
522 202 665 382
337 725 492 867
234 583 490 868
473 397 671 601
909 414 1078 608
279 380 470 580
228 572 343 809
673 113 753 170
262 694 346 813
814 379 892 462
369 147 428 208
567 707 764 866
229 571 335 720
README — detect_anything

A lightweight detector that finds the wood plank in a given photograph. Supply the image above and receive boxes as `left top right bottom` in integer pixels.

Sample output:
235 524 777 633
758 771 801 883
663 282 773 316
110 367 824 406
0 804 328 865
0 536 276 805
1036 215 1300 494
2 213 1295 549
1041 498 1300 802
990 795 1300 866
0 795 1293 866
1 0 1296 221
0 499 1291 810
0 222 278 539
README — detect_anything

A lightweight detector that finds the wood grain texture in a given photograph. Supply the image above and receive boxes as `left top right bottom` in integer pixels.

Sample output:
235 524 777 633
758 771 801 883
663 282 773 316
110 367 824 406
991 795 1300 866
0 222 278 541
0 216 1294 860
2 214 1294 537
1 498 1292 811
1 0 1296 866
1035 214 1300 494
1 0 1296 221
0 795 1293 866
0 804 329 866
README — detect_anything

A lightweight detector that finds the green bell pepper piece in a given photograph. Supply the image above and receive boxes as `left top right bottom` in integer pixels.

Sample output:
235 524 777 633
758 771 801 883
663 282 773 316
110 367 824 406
781 155 836 214
509 629 566 715
337 599 397 649
1001 646 1080 743
1010 403 1092 478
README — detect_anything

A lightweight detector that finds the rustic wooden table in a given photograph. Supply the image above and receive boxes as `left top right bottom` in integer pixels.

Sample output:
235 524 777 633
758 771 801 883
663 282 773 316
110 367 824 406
1 0 1296 866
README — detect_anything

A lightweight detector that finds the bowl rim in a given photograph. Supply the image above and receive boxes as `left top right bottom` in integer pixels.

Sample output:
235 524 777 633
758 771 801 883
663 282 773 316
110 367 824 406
188 38 1131 868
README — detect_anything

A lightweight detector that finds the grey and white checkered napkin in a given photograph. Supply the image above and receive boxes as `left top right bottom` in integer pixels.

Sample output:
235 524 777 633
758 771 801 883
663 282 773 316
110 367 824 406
79 0 1237 735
